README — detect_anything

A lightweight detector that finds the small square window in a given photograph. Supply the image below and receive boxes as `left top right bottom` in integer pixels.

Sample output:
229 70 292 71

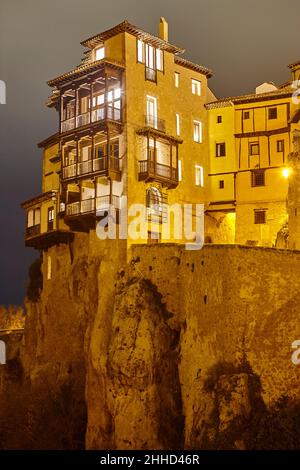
217 115 222 123
243 111 250 120
95 46 105 61
219 180 224 189
175 72 180 88
268 107 277 119
216 142 226 157
277 140 284 152
251 170 265 187
192 79 201 96
249 142 259 156
254 210 266 224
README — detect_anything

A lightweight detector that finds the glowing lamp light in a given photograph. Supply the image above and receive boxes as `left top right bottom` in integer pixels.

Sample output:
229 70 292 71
282 167 291 179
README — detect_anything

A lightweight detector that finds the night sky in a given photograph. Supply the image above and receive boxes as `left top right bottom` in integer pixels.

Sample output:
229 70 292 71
0 0 299 305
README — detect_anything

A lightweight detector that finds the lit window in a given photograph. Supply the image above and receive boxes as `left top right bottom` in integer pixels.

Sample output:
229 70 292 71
249 142 260 156
268 107 277 120
216 143 226 157
95 46 105 61
192 79 201 96
176 113 180 136
156 49 163 71
175 72 180 88
178 160 182 182
137 39 144 63
195 165 204 187
193 120 202 143
254 210 266 224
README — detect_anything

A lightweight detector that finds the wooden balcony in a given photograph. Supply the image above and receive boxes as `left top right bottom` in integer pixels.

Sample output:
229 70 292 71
26 224 41 238
62 156 121 181
66 195 121 218
138 160 178 188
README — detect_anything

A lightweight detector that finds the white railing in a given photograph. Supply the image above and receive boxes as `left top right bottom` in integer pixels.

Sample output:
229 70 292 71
61 117 75 133
66 201 80 216
78 160 93 176
76 112 90 127
81 198 95 213
63 164 77 179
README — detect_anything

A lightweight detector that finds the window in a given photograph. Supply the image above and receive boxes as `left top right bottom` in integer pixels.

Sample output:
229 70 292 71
219 180 224 189
249 142 260 156
254 210 266 224
193 120 202 143
178 160 182 182
251 170 265 187
27 207 40 227
277 140 284 152
175 72 180 88
137 39 144 62
146 187 162 222
195 165 204 187
48 207 54 231
146 95 157 127
216 142 226 157
192 79 201 96
268 107 277 119
95 46 105 61
243 111 250 120
217 115 222 123
176 113 180 136
156 49 163 71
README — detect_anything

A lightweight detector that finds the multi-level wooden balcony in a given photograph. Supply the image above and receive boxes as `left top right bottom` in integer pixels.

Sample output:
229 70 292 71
137 116 182 188
59 65 123 136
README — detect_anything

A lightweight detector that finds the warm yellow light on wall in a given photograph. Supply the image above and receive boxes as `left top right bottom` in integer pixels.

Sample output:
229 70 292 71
282 167 291 179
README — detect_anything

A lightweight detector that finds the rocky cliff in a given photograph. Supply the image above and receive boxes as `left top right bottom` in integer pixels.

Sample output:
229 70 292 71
1 239 300 449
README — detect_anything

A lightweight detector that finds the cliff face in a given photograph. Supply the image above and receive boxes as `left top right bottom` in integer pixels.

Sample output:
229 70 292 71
1 239 300 449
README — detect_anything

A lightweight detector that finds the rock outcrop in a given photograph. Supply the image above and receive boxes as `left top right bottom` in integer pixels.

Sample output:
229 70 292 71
1 240 300 449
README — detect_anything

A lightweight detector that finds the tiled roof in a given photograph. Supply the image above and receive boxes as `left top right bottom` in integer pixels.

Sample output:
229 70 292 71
80 20 185 54
288 60 300 69
47 58 125 87
174 56 213 78
206 87 293 109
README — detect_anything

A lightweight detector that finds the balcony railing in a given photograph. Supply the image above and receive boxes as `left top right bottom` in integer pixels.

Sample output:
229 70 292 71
62 156 120 179
138 160 178 186
76 112 90 128
145 115 166 133
66 196 121 217
26 224 41 238
61 117 75 133
145 67 157 82
61 106 122 133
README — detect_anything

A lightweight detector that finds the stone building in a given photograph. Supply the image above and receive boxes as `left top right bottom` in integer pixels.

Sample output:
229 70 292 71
21 18 300 253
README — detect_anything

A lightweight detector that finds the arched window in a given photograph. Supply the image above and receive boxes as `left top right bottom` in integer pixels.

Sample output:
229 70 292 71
146 187 162 220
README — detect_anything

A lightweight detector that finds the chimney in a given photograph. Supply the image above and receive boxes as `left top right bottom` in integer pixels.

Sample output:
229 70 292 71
159 17 168 42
